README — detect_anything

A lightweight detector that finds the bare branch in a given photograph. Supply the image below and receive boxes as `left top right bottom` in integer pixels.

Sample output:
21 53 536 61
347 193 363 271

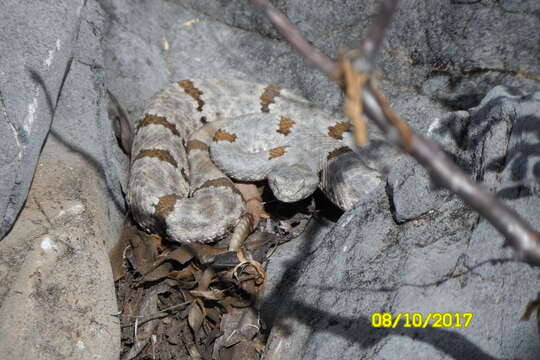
249 0 540 265
357 0 400 68
248 0 338 75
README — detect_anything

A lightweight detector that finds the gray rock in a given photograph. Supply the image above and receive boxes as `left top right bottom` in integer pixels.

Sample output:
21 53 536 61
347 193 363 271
0 0 126 240
465 86 538 191
389 86 540 224
0 135 121 360
495 89 540 202
51 3 127 243
264 182 401 359
428 86 540 191
382 1 540 111
0 0 83 239
0 1 124 359
264 88 540 359
499 0 540 14
386 155 448 223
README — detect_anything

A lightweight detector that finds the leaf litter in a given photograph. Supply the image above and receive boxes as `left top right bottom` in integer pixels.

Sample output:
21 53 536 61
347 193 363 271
110 193 320 360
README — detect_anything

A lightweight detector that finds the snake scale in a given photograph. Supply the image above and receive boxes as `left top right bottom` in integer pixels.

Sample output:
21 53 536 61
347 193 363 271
127 78 381 244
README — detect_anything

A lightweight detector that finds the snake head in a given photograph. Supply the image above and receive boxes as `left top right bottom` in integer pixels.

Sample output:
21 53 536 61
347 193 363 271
267 164 319 203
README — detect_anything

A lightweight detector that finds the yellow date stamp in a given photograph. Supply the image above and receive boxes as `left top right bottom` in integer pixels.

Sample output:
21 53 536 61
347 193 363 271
371 312 473 328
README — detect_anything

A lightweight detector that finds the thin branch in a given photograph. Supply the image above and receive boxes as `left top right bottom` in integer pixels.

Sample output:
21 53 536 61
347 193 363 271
249 0 540 266
357 0 400 68
248 0 337 76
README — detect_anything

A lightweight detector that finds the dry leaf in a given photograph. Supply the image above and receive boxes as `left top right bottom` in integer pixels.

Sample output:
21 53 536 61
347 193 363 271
109 221 131 281
221 296 252 310
205 307 221 326
212 309 260 360
180 289 196 303
137 330 152 341
140 262 172 283
169 268 195 280
163 246 195 264
197 268 215 291
187 344 202 360
188 243 229 264
128 228 159 273
190 289 226 301
188 299 206 335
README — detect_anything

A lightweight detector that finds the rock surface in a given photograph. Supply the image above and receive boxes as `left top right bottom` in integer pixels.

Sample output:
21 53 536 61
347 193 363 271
264 87 540 359
0 1 124 359
386 155 448 223
0 135 121 360
1 0 539 359
0 0 125 240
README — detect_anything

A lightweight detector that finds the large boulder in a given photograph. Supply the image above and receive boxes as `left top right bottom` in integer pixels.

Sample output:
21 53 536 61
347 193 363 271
0 1 124 358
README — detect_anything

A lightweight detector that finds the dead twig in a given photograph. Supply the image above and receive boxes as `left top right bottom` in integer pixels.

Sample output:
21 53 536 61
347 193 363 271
121 301 192 328
248 0 338 76
249 0 540 265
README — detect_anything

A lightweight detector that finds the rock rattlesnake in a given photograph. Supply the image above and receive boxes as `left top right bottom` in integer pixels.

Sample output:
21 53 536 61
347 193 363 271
127 78 381 243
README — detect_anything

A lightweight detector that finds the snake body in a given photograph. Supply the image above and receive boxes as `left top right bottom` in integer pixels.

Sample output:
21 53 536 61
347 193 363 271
128 79 381 244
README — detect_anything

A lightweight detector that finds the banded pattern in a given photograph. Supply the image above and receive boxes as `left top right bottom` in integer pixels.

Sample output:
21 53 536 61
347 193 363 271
128 79 381 244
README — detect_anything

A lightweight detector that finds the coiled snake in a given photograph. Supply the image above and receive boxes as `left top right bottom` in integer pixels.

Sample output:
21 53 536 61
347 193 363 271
127 79 381 243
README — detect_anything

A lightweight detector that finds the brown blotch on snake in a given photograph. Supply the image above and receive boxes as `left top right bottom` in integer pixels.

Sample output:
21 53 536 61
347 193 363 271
328 121 351 140
178 80 205 112
154 194 179 217
192 177 240 195
213 129 237 143
186 139 209 153
277 116 295 136
268 146 288 160
134 149 178 168
137 114 180 136
260 84 282 113
327 146 352 161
